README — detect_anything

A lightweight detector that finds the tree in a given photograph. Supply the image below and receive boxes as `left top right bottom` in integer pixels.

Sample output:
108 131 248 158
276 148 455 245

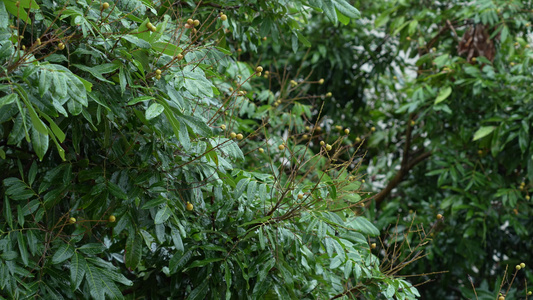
256 0 533 298
0 0 421 299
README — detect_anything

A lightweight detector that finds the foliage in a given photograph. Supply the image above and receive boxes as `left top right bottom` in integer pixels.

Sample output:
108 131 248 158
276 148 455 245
255 0 533 298
0 0 422 299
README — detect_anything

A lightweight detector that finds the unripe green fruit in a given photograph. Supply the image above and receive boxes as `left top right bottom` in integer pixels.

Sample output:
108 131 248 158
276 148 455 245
58 42 65 50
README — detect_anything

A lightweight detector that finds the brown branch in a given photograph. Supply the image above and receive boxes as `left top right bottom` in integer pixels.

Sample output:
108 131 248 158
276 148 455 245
371 151 432 208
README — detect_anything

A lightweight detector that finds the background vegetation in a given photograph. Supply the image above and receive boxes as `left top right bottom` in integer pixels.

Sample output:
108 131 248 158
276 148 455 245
0 0 532 299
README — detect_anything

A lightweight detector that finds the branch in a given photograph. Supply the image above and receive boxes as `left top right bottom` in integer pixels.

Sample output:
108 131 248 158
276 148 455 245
371 151 432 208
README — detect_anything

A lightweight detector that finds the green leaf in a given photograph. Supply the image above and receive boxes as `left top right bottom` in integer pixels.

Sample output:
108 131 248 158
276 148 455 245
349 217 380 236
152 42 182 56
108 182 127 200
188 279 209 300
78 243 106 255
31 127 49 161
434 86 452 104
473 126 496 141
17 232 29 266
296 32 311 47
154 205 171 224
146 103 164 120
84 260 104 299
70 253 86 291
52 243 74 264
0 2 8 29
125 232 142 270
128 96 154 105
322 0 337 23
0 93 17 108
333 0 360 19
122 35 152 49
187 258 224 269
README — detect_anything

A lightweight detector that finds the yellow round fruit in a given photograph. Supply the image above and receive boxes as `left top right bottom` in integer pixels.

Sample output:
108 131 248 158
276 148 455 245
220 124 226 130
437 214 443 219
344 128 350 134
528 291 532 296
298 193 304 200
220 14 227 21
102 2 110 9
520 262 525 268
262 36 267 41
371 126 376 132
410 120 415 126
58 42 65 50
258 148 264 153
230 132 237 139
371 243 376 249
187 19 194 25
155 74 161 80
320 141 325 146
526 195 531 200
155 69 162 75
278 144 285 151
303 134 308 139
355 137 361 143
305 126 310 131
177 54 184 60
516 265 521 270
193 19 200 27
256 66 263 73
68 217 76 224
236 133 244 140
361 179 365 183
108 215 116 223
499 296 505 300
325 92 332 97
36 38 41 45
325 144 332 151
335 125 342 131
318 78 324 84
186 202 193 211
21 45 26 50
